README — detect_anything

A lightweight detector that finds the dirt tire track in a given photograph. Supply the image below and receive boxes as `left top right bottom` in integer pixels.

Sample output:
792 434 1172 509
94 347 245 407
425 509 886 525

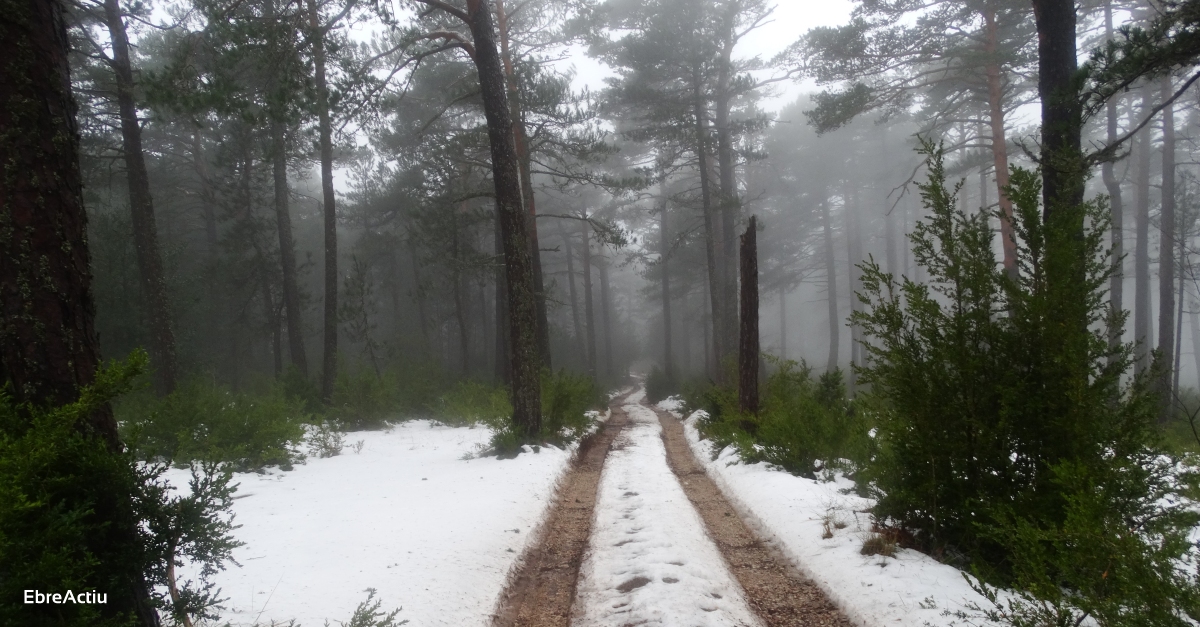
491 397 633 627
653 404 854 627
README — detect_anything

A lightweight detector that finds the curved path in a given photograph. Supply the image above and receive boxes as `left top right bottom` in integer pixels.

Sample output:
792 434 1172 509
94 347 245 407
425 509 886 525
493 391 853 627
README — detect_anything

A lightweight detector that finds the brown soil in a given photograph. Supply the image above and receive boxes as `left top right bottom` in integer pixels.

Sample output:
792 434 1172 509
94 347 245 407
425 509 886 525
653 405 854 627
490 399 632 627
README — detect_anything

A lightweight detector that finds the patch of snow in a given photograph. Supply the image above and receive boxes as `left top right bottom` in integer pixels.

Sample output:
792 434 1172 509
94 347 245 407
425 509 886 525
167 419 575 627
655 395 686 414
573 404 763 627
681 410 996 627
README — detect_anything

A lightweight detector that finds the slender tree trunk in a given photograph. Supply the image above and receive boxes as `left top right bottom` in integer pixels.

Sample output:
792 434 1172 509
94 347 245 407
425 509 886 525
307 0 338 402
0 1 160 622
660 180 674 381
823 196 840 372
409 238 431 356
1159 76 1177 421
494 0 550 369
599 253 614 378
271 121 309 377
452 213 470 375
1102 0 1126 364
1191 295 1200 391
983 5 1017 276
845 185 862 393
102 0 178 396
739 217 760 414
779 288 787 361
1135 96 1153 375
693 66 724 380
715 45 739 360
559 222 585 362
466 0 541 434
1173 242 1185 400
582 216 597 378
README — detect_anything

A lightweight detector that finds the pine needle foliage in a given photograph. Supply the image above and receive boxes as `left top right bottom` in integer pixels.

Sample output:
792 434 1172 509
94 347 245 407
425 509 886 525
853 141 1200 623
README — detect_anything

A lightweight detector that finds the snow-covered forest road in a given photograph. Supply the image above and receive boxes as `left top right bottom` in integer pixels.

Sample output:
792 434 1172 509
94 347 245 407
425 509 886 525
495 390 850 627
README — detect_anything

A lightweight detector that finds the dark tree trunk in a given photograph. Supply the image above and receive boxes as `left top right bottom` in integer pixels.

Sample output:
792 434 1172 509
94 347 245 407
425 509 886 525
822 196 840 372
739 216 759 415
599 253 614 378
453 212 470 375
0 1 160 623
1102 0 1125 365
467 0 541 433
495 0 550 370
559 222 585 362
1134 96 1153 375
271 120 309 377
845 185 862 393
693 66 725 380
582 216 597 378
102 0 178 396
659 179 674 381
307 0 338 402
1158 77 1177 421
493 215 511 384
1031 0 1084 215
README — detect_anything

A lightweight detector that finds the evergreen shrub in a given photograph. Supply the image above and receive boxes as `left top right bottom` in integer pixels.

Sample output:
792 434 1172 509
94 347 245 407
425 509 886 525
118 379 307 471
488 370 605 455
854 141 1200 622
327 361 448 430
690 362 870 479
1 351 241 626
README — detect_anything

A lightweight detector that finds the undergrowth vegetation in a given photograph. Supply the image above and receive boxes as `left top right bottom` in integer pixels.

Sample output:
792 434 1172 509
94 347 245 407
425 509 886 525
687 361 871 479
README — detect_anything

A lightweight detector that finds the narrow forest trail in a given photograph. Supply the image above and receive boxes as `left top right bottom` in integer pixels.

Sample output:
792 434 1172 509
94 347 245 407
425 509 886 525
492 389 853 627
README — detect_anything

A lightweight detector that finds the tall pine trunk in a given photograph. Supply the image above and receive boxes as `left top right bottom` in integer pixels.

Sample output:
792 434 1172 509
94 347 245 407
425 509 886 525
738 216 759 414
599 253 614 378
715 45 739 361
823 196 839 372
1102 0 1126 364
1031 0 1084 215
1159 77 1177 421
102 0 178 396
983 5 1017 276
582 216 597 378
693 66 724 380
0 1 160 622
559 222 585 362
1135 95 1153 375
659 178 674 381
307 0 338 402
271 121 309 377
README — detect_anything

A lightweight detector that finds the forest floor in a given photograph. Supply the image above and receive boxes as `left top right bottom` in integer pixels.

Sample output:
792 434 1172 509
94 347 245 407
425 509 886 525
172 386 999 627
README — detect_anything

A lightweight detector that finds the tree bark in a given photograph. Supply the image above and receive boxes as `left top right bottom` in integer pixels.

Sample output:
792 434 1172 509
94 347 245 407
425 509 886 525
102 0 178 396
739 216 759 414
1134 94 1153 375
1031 0 1084 215
659 178 674 381
464 0 541 433
599 252 614 378
1190 296 1200 391
984 5 1018 276
715 37 739 361
453 210 470 375
1158 76 1177 421
693 65 725 380
307 0 338 402
1102 0 1126 365
822 196 840 372
0 0 160 622
845 185 862 393
559 221 585 362
582 216 597 378
493 213 511 384
495 0 550 369
271 120 309 377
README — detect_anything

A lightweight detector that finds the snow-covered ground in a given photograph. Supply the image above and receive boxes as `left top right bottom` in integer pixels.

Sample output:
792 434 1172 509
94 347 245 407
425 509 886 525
663 400 995 627
168 419 580 627
573 402 763 627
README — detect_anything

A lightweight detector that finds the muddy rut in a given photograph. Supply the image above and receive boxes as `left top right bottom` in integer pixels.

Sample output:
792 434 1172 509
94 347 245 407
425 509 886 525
491 394 852 627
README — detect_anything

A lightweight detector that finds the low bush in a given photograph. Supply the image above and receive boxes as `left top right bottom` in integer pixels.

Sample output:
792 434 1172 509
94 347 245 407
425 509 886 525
488 369 605 456
117 379 308 471
434 380 512 427
326 361 449 430
691 361 871 479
